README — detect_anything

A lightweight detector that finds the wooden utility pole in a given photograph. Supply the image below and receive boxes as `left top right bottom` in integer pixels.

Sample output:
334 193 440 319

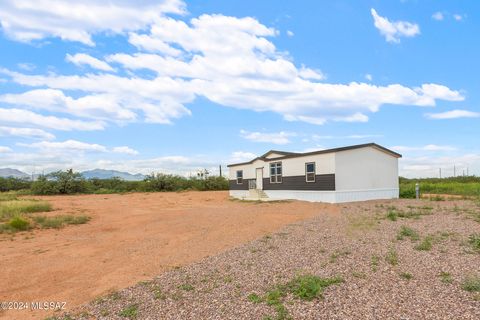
219 165 222 177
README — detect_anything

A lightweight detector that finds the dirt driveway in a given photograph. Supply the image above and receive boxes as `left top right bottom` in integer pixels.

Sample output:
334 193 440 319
0 191 333 319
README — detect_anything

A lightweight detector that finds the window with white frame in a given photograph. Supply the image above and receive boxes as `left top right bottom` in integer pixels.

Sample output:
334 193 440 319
305 162 315 182
270 162 282 183
236 170 243 184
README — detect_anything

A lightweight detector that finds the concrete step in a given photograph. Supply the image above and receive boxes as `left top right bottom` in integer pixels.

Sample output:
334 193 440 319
248 189 269 199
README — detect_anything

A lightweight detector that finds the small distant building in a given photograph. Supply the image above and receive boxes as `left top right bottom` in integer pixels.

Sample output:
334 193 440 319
227 143 401 203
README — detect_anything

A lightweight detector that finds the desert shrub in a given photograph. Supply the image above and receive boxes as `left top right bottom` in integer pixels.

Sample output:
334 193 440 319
385 248 399 265
32 215 90 229
0 177 31 192
287 274 343 301
399 184 416 198
397 226 419 241
461 275 480 292
8 216 30 231
415 236 433 251
468 234 480 251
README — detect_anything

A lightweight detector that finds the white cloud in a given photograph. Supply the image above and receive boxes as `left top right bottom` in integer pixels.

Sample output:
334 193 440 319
20 139 108 152
0 9 463 128
19 139 140 156
391 144 456 152
66 53 114 72
0 108 105 131
0 0 185 45
17 63 36 71
400 153 480 178
371 8 420 43
453 14 463 21
298 65 325 80
0 126 55 140
229 151 257 163
365 74 373 81
112 146 139 155
286 30 294 37
240 130 296 145
432 12 444 21
0 146 12 153
425 109 480 120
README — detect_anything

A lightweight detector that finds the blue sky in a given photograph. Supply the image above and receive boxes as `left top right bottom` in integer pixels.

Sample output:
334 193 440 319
0 0 479 177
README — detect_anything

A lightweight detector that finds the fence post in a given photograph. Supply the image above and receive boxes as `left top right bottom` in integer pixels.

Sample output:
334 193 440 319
415 183 420 200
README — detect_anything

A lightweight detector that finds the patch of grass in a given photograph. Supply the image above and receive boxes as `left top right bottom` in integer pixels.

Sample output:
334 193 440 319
397 226 419 241
258 274 343 320
385 248 399 266
371 255 380 271
118 304 138 319
178 283 194 291
347 215 380 234
461 275 480 292
386 208 398 221
247 293 263 303
152 286 166 300
287 274 344 301
32 215 90 229
8 216 31 231
329 248 351 263
0 199 52 222
385 206 432 222
351 271 367 279
468 233 480 251
439 271 453 284
400 272 413 280
415 236 433 251
0 193 19 201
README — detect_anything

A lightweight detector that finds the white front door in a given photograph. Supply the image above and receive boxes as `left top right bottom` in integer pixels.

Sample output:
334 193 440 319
256 168 263 190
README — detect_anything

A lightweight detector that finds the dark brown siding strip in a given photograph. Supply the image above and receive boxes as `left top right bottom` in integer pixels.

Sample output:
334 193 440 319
229 179 251 190
262 174 335 191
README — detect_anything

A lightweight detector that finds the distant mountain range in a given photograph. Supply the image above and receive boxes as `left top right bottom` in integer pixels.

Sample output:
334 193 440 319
0 168 30 179
81 169 145 181
0 168 146 181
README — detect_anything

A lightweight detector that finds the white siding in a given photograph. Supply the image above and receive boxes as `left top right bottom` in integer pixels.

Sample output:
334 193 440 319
228 159 265 180
335 147 399 191
280 153 335 176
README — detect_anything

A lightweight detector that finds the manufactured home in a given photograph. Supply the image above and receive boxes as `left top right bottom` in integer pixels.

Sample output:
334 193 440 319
228 143 401 203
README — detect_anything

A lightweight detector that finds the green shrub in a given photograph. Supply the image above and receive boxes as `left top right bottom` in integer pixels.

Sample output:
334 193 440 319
8 216 30 231
0 177 31 192
247 293 263 303
400 272 413 280
439 272 453 284
385 248 399 266
118 304 138 318
415 236 433 251
32 215 90 229
468 234 480 251
397 226 419 241
287 274 343 301
461 276 480 292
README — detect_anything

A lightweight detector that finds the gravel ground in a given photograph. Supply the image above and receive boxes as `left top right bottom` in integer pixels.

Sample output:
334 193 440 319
59 199 480 320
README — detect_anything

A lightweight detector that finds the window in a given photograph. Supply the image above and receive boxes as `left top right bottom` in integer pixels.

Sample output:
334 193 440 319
305 162 315 182
236 170 243 184
270 162 282 183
